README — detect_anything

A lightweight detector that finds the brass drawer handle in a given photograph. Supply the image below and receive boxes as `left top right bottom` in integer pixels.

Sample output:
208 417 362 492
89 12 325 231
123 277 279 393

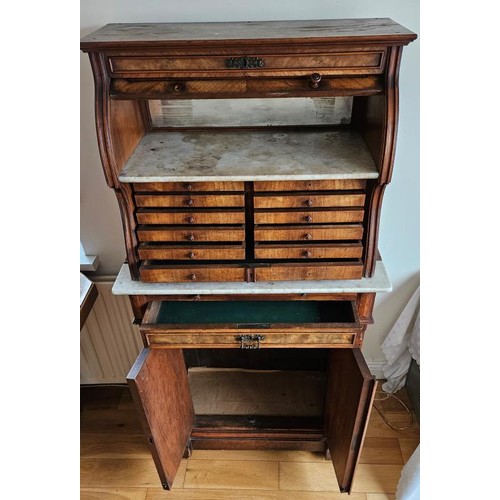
235 334 266 349
310 73 322 89
226 57 264 69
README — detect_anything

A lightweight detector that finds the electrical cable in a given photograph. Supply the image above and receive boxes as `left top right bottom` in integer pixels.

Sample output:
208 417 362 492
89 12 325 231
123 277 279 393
372 390 414 431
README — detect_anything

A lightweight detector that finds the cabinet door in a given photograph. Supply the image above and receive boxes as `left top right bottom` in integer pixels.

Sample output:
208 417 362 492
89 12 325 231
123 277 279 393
324 348 377 493
127 348 195 490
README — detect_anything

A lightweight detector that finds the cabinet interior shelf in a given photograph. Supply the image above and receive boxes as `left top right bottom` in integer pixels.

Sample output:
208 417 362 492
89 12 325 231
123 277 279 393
119 129 379 182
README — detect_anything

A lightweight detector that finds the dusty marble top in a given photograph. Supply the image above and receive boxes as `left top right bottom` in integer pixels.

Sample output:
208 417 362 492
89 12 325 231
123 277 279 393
119 130 379 183
112 260 391 296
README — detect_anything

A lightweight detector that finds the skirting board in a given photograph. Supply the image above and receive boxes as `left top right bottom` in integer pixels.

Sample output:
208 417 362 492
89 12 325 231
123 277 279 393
367 361 386 380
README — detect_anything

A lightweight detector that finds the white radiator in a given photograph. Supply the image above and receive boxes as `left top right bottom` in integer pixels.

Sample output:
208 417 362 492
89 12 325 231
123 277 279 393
80 279 142 384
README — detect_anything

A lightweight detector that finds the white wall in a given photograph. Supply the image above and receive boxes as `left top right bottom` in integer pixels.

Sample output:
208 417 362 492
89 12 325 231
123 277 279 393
80 1 419 366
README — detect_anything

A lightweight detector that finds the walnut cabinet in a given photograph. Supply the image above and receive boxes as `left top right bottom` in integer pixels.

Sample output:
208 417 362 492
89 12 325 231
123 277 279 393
81 18 416 493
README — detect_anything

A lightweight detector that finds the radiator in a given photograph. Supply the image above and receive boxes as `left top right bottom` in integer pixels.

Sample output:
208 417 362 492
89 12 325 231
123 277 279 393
80 279 142 384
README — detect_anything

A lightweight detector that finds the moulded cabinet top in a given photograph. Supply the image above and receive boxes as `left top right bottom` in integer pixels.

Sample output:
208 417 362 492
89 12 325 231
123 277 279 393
80 18 417 50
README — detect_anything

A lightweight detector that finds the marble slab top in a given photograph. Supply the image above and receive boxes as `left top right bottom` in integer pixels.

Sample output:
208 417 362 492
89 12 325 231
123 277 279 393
112 261 391 296
119 130 379 183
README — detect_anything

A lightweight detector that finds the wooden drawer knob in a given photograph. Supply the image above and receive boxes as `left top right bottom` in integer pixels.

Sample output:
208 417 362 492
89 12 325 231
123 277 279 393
187 234 195 241
305 199 313 207
173 83 184 92
193 294 201 301
185 198 194 206
184 183 193 191
187 216 195 224
190 274 197 281
304 233 312 240
303 250 312 258
310 73 322 89
305 215 313 223
189 252 196 259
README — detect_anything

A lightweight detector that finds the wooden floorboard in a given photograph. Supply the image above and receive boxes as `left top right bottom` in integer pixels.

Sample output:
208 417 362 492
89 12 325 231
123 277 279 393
80 385 418 496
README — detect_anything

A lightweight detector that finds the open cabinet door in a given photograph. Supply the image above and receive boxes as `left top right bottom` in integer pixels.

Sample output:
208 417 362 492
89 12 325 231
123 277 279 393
325 348 377 493
127 348 195 490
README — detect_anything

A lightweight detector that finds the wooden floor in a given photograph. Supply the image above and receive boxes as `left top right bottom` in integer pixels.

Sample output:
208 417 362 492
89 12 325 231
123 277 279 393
81 384 419 500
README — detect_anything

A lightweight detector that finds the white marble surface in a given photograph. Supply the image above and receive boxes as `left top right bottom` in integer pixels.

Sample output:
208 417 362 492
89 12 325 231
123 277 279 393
112 261 391 295
119 130 379 182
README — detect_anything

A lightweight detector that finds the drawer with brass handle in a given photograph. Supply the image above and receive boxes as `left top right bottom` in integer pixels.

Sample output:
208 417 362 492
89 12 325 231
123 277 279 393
140 299 361 348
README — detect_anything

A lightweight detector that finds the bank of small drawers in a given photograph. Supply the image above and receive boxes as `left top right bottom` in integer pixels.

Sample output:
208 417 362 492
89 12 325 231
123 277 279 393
253 180 365 280
134 182 246 282
132 179 367 282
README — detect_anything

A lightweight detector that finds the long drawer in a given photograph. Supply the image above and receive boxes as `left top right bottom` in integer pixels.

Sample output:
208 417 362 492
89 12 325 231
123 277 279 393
133 181 244 192
254 243 363 260
254 208 364 224
137 225 246 242
135 193 245 208
139 263 246 282
140 299 362 348
254 192 365 209
254 262 363 281
138 243 245 261
254 224 363 242
136 208 246 225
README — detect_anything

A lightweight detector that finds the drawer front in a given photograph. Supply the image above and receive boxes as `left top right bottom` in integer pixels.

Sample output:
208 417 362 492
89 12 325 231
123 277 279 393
136 209 246 225
139 265 246 282
254 193 365 209
138 244 245 261
108 51 385 77
145 332 357 348
137 226 245 242
254 209 364 225
111 75 383 98
254 224 363 241
135 194 245 208
254 243 363 260
133 181 244 192
255 263 363 281
254 180 366 191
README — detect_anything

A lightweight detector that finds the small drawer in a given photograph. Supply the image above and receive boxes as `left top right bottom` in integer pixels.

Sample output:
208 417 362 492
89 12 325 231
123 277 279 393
254 224 363 242
140 299 361 348
139 264 246 283
137 225 245 242
254 192 365 209
254 209 364 225
136 209 246 225
138 243 245 261
254 180 366 191
254 243 363 260
135 194 245 208
133 181 244 192
254 262 363 281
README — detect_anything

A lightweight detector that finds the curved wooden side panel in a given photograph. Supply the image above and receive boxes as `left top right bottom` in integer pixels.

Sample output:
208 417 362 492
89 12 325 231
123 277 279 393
88 52 146 278
355 46 403 276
